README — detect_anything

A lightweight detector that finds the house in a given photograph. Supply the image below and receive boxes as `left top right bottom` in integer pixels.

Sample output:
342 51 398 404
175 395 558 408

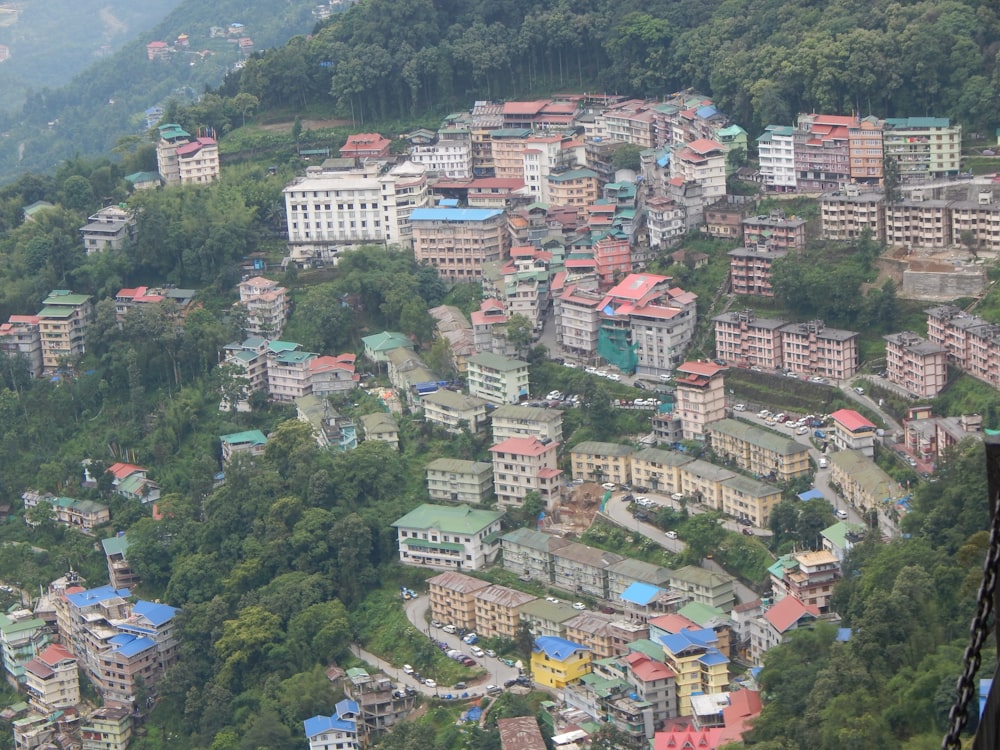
113 286 196 322
392 504 504 571
146 41 170 60
220 430 268 462
426 458 494 505
490 404 564 444
467 352 530 405
498 717 547 750
0 315 43 377
561 612 619 661
829 408 877 457
106 462 160 504
411 207 511 282
426 572 492 631
359 412 399 450
706 419 811 483
37 290 93 373
308 353 360 396
820 521 867 563
101 534 139 590
340 133 392 160
768 550 841 612
519 599 581 639
792 113 854 191
125 171 162 191
749 596 820 665
23 644 79 712
884 331 948 399
421 390 489 433
50 497 109 532
81 707 133 750
531 636 593 689
296 395 357 452
474 585 538 640
570 441 634 485
362 331 413 363
674 361 728 441
658 627 729 716
238 277 290 339
156 124 219 185
303 702 360 750
490 436 562 509
903 408 983 464
80 205 136 255
0 612 51 686
741 210 807 251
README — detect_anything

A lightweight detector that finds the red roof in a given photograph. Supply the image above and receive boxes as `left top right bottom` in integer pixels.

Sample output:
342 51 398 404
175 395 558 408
341 133 391 154
653 727 724 750
108 462 145 480
649 613 700 634
147 41 168 48
606 273 670 302
685 138 725 154
538 468 563 479
763 595 820 634
503 100 550 116
626 653 675 682
309 355 357 375
490 437 558 457
38 643 74 667
676 361 726 378
830 408 875 432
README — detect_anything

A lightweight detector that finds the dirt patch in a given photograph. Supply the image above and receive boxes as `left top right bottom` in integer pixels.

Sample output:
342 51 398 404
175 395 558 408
257 118 355 133
543 483 604 536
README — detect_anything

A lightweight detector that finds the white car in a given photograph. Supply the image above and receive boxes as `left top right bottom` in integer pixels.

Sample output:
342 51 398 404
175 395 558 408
403 664 414 675
572 602 586 610
424 679 437 688
602 482 617 491
606 373 621 381
795 426 809 435
442 624 457 634
470 646 485 657
665 530 678 539
563 362 577 368
836 509 849 520
733 403 746 412
671 493 684 501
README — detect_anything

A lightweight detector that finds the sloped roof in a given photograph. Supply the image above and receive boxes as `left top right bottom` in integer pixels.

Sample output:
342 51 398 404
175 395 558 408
763 596 820 634
533 635 589 661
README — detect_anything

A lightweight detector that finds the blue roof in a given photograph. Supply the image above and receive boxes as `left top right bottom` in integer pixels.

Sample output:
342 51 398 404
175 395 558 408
410 207 503 222
534 636 589 661
304 715 356 738
439 198 460 207
133 600 179 627
797 489 825 502
620 581 662 606
64 585 131 609
696 105 718 119
836 628 852 642
656 154 670 168
660 628 717 654
335 698 359 717
110 633 156 658
698 648 728 666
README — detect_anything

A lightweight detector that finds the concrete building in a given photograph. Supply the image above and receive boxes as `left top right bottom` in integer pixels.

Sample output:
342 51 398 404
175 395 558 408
531 636 593 689
408 132 474 179
926 305 1000 389
820 189 886 242
768 550 841 613
340 133 392 159
490 404 564 444
885 194 952 248
670 139 727 199
630 448 694 496
749 596 820 666
392 504 504 571
828 450 901 517
884 331 948 398
426 571 492 631
848 116 884 184
425 458 494 505
829 408 877 458
741 211 807 250
359 412 400 451
0 315 43 377
37 290 93 372
411 207 510 282
674 361 728 441
156 124 220 185
570 441 634 485
646 197 686 249
882 117 961 180
238 276 289 338
903 408 983 465
101 534 139 591
555 282 604 358
713 310 784 370
303 702 360 750
659 627 729 716
296 395 357 452
421 390 490 434
728 245 788 297
756 125 796 191
547 168 600 208
551 542 626 600
81 707 133 750
490 436 562 509
707 421 809 486
668 566 735 610
467 352 530 405
474 585 538 640
793 114 853 192
779 320 859 380
80 205 135 255
220 430 268 462
499 527 572 584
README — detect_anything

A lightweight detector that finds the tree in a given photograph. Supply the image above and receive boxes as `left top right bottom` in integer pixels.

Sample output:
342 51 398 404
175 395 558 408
505 314 534 356
680 513 726 563
61 174 94 213
612 143 643 172
883 155 901 205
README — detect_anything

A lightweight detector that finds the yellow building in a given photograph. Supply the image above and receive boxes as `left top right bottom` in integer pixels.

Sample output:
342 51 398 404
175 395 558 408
473 584 537 640
630 447 694 494
570 441 634 485
719 475 783 527
659 628 729 716
426 571 491 630
706 418 811 482
531 636 592 689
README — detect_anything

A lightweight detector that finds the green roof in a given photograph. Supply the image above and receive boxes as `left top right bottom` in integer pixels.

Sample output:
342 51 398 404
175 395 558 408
634 447 695 468
267 340 300 354
571 441 634 458
392 503 503 534
885 116 951 129
820 521 867 549
37 306 76 318
102 534 129 556
721 473 781 498
362 331 412 353
767 554 798 580
518 598 579 622
360 412 398 433
426 458 492 475
125 171 161 184
422 389 488 410
467 352 529 371
402 537 465 552
678 601 726 626
0 614 46 635
42 290 90 306
627 638 669 660
548 168 598 182
220 429 268 446
708 419 808 456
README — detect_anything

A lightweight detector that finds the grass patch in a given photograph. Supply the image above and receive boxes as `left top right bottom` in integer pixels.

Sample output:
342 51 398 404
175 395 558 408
582 518 682 567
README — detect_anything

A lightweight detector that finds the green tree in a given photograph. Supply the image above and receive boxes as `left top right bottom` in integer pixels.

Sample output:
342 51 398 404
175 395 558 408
612 143 643 172
505 314 534 357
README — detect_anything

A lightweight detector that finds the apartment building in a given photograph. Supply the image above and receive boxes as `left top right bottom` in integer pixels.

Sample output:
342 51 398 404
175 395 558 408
829 408 877 457
885 194 952 248
768 550 841 613
303 704 360 750
600 100 658 148
848 116 884 184
712 310 785 370
490 404 563 444
741 211 807 250
467 352 530 405
80 205 135 255
392 504 504 571
668 566 736 611
499 527 571 584
426 571 492 630
421 389 489 433
659 627 729 716
411 207 510 282
0 611 50 687
884 331 948 398
882 117 961 179
37 290 93 372
547 168 600 208
562 613 618 661
570 442 634 485
926 305 1000 388
828 450 900 515
551 543 625 600
359 412 400 451
630 448 694 495
949 190 1000 253
670 139 727 199
408 133 473 179
727 246 788 297
556 282 604 358
706 419 811 482
520 599 586 639
793 114 853 192
646 197 686 249
819 189 886 242
756 125 796 191
0 315 43 377
903 408 982 464
674 361 728 441
490 436 562 509
779 320 859 380
531 636 593 690
238 276 289 338
749 596 820 666
473 585 538 640
471 298 514 357
102 534 139 591
156 124 220 185
426 458 494 505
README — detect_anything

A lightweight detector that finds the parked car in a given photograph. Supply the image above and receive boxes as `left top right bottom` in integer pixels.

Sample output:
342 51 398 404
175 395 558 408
454 682 467 690
470 646 485 657
819 457 829 469
424 679 436 688
485 649 497 658
665 530 678 539
733 403 746 412
854 386 865 395
442 624 457 634
671 492 684 501
403 664 414 675
572 602 586 610
486 684 502 695
742 527 754 536
463 633 478 645
431 619 442 628
601 482 617 491
836 509 849 520
796 426 809 435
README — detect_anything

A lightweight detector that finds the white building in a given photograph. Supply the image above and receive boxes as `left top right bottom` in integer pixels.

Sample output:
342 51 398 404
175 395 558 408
670 139 727 199
756 125 797 191
490 404 564 444
409 135 474 179
238 276 289 339
392 504 505 570
466 352 530 405
490 436 562 509
80 205 135 255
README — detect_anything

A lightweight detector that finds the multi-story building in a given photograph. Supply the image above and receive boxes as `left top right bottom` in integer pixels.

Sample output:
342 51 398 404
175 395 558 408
712 310 784 370
749 596 820 666
49 497 110 532
819 189 886 242
80 205 135 255
471 298 513 357
562 613 617 661
670 139 727 199
885 194 952 248
101 534 139 591
222 336 271 396
426 571 492 630
703 196 754 242
426 458 494 505
283 160 430 256
358 412 399 451
706 419 811 482
420 390 489 433
903 407 983 464
490 404 563 444
156 124 220 185
490 436 562 509
37 290 93 372
741 211 807 250
238 277 289 338
220 429 268 462
113 286 197 322
411 207 510 282
721 475 781 528
779 320 859 380
531 636 593 690
829 408 877 457
659 627 729 716
630 448 694 496
793 114 853 192
392 504 504 571
24 643 80 712
0 612 50 687
668 566 735 610
303 703 360 750
768 550 841 613
340 133 392 160
499 527 572 584
408 133 473 179
467 352 530 405
884 331 948 398
882 117 961 180
828 450 901 516
551 542 625 600
547 168 600 208
926 305 1000 388
497 717 546 750
848 116 884 184
340 672 413 742
600 100 658 148
645 197 686 249
727 246 788 297
756 125 796 192
556 282 604 358
0 315 43 377
81 707 133 750
473 585 537 640
674 361 728 441
570 442 634 485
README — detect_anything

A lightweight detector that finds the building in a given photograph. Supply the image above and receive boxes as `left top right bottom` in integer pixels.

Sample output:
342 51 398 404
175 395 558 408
531 636 592 689
793 114 854 192
359 412 399 451
768 550 841 612
674 361 728 441
547 168 600 208
497 716 546 750
827 450 901 517
727 246 788 297
0 315 43 377
741 211 807 250
658 627 729 716
499 528 572 584
668 566 735 610
490 404 564 444
562 612 618 661
706 419 811 482
820 521 868 563
884 331 948 398
81 707 133 750
392 504 504 571
926 305 1000 389
570 442 634 485
411 207 510 282
779 320 859 380
885 194 952 248
749 596 820 665
408 131 474 179
23 644 78 712
296 395 357 452
37 290 93 372
756 125 796 191
421 390 489 434
556 282 604 358
646 197 686 249
829 408 877 457
49 497 109 532
80 205 135 255
490 437 562 509
220 429 268 462
820 188 886 242
426 572 492 631
303 703 360 750
903 407 983 464
467 352 530 405
426 458 494 505
551 542 625 600
340 670 413 741
101 534 139 591
340 133 392 160
882 117 962 180
238 277 289 339
155 124 219 185
629 447 694 496
0 611 50 687
474 585 538 640
670 139 727 199
848 116 884 184
718 475 783 528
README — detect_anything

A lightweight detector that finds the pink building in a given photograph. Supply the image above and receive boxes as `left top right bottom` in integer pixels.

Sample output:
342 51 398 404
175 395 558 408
727 247 788 297
674 361 727 441
926 305 1000 389
712 310 785 370
490 437 562 509
593 232 632 286
339 133 391 160
883 332 948 398
793 114 854 191
146 41 169 60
